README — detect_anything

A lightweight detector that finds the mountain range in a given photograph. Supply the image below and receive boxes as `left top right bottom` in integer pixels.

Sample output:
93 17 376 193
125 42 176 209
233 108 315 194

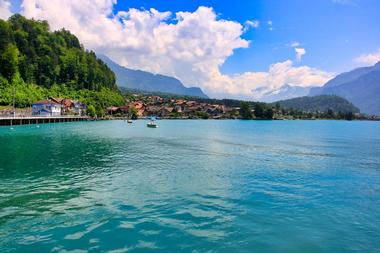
99 55 208 98
309 61 380 115
257 84 312 103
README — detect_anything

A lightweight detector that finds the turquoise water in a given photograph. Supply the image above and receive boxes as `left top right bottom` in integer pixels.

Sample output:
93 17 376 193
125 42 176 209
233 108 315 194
0 120 380 253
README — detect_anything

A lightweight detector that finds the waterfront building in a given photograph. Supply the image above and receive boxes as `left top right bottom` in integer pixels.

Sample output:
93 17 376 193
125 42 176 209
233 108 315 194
32 100 62 116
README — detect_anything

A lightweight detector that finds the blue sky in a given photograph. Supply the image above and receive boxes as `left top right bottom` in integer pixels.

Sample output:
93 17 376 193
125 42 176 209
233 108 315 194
2 0 380 100
114 0 380 74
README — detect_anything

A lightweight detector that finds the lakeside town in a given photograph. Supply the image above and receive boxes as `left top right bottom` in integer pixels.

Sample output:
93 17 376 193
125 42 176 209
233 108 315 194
1 93 379 122
0 95 238 119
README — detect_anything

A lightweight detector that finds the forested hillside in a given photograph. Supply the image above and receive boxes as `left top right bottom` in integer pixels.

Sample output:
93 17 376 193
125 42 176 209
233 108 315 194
309 62 380 115
274 95 359 114
0 14 123 110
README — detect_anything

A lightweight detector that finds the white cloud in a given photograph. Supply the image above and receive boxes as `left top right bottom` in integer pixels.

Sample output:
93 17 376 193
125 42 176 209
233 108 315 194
267 20 273 31
244 19 259 32
290 41 300 47
18 0 333 101
0 0 12 20
354 48 380 65
295 47 306 61
205 60 334 100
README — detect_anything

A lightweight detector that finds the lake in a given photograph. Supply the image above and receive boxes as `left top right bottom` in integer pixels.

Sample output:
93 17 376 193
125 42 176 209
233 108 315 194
0 120 379 253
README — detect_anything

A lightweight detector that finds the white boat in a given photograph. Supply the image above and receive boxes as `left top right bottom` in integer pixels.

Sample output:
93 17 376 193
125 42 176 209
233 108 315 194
147 118 157 128
127 119 133 123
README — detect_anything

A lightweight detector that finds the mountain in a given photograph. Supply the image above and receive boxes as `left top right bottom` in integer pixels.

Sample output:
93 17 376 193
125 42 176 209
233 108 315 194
99 55 208 98
257 84 314 102
274 95 360 113
309 62 380 115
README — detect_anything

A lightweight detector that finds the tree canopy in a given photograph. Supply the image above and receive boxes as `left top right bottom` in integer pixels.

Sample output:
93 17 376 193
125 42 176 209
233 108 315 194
0 14 117 90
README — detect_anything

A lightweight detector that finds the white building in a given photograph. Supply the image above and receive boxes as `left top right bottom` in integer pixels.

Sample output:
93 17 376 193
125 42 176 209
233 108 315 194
32 100 62 116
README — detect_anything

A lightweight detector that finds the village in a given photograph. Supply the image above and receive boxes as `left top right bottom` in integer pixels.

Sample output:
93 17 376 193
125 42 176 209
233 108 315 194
107 94 241 119
1 93 379 122
0 94 241 119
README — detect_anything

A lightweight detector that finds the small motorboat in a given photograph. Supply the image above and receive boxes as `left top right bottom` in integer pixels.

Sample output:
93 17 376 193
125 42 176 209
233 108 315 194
147 118 157 128
127 119 133 123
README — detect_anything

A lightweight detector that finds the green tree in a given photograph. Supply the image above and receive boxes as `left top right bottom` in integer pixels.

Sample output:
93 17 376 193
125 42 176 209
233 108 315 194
275 102 281 111
130 106 138 120
95 105 105 117
87 105 96 117
240 102 252 119
0 44 19 81
254 103 265 118
345 112 354 121
196 111 209 119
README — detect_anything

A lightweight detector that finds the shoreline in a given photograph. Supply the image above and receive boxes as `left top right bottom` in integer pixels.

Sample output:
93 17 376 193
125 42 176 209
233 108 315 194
1 116 379 128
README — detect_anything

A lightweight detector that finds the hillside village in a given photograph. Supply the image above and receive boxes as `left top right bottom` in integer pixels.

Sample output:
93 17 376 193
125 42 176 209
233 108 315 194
108 94 240 119
2 93 379 121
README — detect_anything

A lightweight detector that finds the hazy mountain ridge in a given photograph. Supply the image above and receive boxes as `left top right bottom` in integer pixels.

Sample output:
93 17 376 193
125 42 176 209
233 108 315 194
99 55 208 98
309 62 380 115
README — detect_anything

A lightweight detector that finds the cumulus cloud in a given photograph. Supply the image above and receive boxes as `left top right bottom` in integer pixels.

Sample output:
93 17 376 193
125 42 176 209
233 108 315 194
295 48 306 61
19 0 333 100
354 48 380 65
206 60 333 100
0 0 12 20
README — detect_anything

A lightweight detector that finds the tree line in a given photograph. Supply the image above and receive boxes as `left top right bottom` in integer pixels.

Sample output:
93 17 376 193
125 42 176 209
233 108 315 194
0 14 122 112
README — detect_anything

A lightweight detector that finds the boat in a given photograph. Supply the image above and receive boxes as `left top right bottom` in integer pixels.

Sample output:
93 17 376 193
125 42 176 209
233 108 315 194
127 119 133 123
147 118 158 128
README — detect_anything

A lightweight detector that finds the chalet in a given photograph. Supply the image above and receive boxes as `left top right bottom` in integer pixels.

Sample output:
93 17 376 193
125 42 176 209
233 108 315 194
118 106 130 114
107 106 119 115
61 99 87 115
130 102 145 117
32 99 62 116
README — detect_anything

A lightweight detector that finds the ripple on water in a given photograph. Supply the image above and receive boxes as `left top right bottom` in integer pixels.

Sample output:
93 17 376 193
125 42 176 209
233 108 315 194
0 120 380 252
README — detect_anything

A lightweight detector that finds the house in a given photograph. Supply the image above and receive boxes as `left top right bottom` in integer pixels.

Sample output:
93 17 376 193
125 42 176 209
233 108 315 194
107 106 130 116
107 106 119 115
145 106 161 115
130 102 145 117
32 99 62 116
47 98 86 115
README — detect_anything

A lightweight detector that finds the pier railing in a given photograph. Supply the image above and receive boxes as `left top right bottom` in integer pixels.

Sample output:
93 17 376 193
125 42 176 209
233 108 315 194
0 115 91 126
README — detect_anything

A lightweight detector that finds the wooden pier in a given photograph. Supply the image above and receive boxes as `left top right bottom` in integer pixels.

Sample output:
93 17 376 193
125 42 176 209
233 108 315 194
0 116 91 126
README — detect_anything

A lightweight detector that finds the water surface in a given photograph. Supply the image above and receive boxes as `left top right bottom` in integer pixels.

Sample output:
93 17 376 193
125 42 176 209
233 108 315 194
0 120 379 252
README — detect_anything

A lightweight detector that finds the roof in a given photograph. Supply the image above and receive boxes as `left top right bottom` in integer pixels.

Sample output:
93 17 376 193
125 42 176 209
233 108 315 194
33 100 61 105
118 106 130 111
62 99 74 107
164 107 174 112
132 102 144 110
49 97 64 103
107 106 119 112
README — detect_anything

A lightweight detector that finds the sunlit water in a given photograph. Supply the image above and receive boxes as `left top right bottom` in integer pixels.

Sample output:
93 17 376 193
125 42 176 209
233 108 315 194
0 120 380 253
